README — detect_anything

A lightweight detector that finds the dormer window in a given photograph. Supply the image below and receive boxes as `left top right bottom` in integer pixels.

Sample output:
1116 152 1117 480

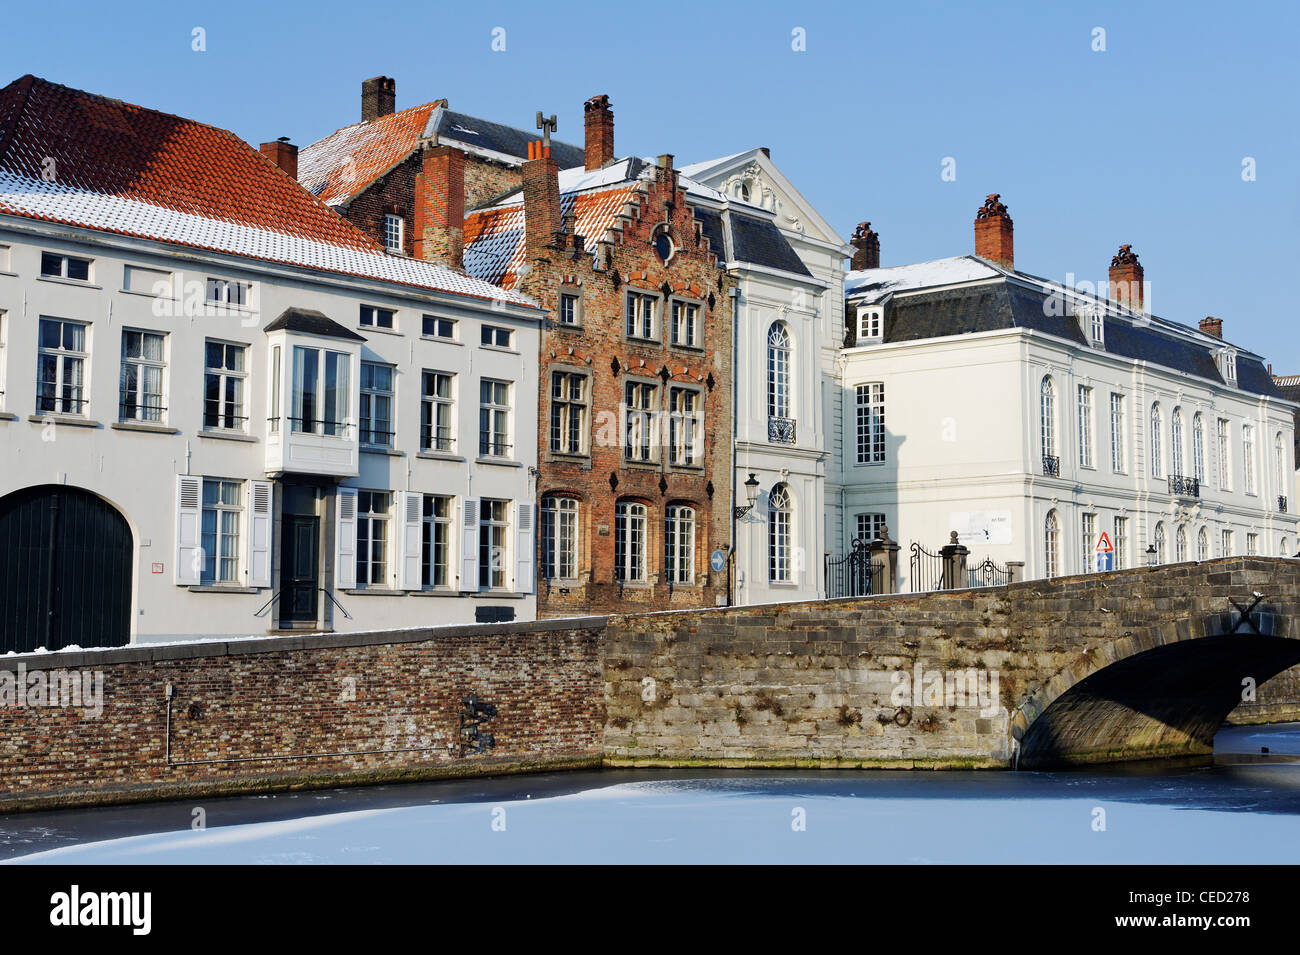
856 307 883 344
1085 306 1105 348
1219 348 1238 386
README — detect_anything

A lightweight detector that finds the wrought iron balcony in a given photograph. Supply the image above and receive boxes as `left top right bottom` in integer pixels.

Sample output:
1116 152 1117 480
1280 495 1289 514
1042 454 1060 477
1168 474 1200 499
768 416 796 445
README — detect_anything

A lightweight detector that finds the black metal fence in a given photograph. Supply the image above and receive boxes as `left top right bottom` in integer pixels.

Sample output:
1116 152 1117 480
909 541 945 593
824 538 882 598
966 556 1011 588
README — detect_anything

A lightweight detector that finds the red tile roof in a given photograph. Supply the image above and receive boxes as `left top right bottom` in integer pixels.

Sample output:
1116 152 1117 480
297 101 442 207
0 76 537 307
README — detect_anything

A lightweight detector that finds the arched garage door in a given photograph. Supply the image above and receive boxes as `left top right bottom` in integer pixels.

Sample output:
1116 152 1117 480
0 486 133 653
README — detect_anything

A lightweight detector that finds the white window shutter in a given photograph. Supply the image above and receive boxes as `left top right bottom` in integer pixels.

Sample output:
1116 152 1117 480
175 475 202 585
247 480 273 588
400 491 423 590
515 502 535 594
461 498 478 591
336 487 358 590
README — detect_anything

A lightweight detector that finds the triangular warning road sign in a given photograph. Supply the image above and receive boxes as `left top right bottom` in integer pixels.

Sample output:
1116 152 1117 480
1096 531 1114 553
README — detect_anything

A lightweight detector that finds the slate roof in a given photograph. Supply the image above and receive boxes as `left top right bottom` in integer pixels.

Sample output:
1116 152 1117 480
729 212 812 276
264 308 366 341
298 99 583 208
864 266 1281 399
0 76 536 308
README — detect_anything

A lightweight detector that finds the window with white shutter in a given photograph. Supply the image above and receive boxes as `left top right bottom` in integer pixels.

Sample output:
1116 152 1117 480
175 475 202 585
247 480 273 588
516 502 535 594
400 491 422 590
335 488 358 589
461 499 478 590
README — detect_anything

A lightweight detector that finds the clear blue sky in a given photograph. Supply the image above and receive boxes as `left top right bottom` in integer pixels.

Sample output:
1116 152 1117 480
6 0 1298 368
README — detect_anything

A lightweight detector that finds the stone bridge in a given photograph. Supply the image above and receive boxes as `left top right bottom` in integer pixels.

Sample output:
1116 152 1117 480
2 557 1298 809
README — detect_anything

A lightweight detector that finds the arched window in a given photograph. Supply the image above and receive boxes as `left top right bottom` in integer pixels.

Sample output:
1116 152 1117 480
1198 526 1210 561
540 496 579 581
1044 510 1060 579
1153 522 1166 563
1175 525 1188 562
1192 413 1206 483
614 501 648 583
1040 376 1056 462
664 504 696 585
1171 408 1184 477
1150 404 1163 478
768 484 792 583
767 323 791 423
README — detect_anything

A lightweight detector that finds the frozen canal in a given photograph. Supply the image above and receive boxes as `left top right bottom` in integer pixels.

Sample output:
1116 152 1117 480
2 723 1297 864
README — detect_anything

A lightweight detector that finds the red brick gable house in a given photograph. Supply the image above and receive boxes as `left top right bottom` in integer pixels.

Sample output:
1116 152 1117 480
462 97 735 617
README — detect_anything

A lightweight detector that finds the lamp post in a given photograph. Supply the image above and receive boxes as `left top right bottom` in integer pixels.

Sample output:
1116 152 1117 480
1145 544 1159 568
734 473 761 519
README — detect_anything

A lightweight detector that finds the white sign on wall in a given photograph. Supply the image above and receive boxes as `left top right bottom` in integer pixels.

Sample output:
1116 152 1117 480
950 510 1013 547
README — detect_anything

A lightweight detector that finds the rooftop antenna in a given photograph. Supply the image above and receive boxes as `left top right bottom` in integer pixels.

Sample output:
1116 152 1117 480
536 111 557 151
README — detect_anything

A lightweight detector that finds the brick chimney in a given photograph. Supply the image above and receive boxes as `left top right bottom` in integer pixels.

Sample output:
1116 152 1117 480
1199 316 1223 339
259 137 298 180
362 76 396 122
584 94 614 171
523 140 561 257
1108 244 1144 312
974 193 1013 269
413 142 465 269
850 222 880 270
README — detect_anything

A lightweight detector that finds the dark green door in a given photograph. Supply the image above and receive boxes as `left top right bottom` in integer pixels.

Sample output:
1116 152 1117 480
279 515 319 626
0 486 133 653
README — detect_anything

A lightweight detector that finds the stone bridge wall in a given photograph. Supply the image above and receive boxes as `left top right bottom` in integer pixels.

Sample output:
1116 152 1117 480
2 558 1298 809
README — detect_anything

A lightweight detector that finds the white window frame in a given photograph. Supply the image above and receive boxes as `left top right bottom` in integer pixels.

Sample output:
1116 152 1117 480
479 378 511 458
205 277 248 307
40 251 92 282
203 340 248 432
1149 403 1163 478
1109 392 1125 473
421 370 455 452
36 317 88 416
481 324 513 348
359 361 395 448
558 291 582 327
1041 376 1057 463
1193 413 1207 483
664 504 696 585
550 369 589 456
768 484 793 583
1078 385 1094 469
1217 417 1231 490
1044 510 1060 579
356 490 392 588
422 315 457 340
1114 516 1128 570
1170 408 1184 478
624 379 658 463
421 494 454 589
1243 424 1256 494
670 299 700 348
359 304 395 330
201 478 243 585
767 322 792 422
540 496 579 582
857 307 883 344
614 500 648 584
383 214 404 253
855 382 885 465
669 385 702 467
119 328 167 423
478 499 510 591
625 291 659 341
291 346 351 437
1081 512 1096 573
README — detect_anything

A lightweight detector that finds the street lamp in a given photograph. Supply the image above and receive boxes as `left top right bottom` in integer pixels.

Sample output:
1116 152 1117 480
1145 544 1159 568
734 473 761 519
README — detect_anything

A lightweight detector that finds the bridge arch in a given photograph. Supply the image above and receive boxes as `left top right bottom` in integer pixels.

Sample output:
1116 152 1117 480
1013 604 1300 768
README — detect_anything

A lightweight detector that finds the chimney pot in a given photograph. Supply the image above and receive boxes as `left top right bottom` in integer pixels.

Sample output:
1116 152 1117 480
974 193 1014 270
1108 244 1145 312
362 76 396 122
850 222 880 271
1199 316 1224 339
259 138 298 180
583 94 615 171
523 145 562 259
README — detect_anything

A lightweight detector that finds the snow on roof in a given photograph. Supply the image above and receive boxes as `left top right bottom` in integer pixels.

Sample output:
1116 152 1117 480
0 76 536 308
298 101 441 207
845 255 1002 303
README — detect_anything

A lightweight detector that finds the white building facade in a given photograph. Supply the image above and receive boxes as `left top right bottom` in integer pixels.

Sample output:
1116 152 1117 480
681 150 850 604
838 254 1297 587
0 76 543 650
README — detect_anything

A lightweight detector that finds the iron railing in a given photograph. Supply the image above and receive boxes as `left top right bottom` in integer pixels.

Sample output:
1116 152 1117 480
824 538 881 598
1042 454 1060 477
1169 474 1200 499
768 416 796 445
967 556 1011 589
909 540 945 593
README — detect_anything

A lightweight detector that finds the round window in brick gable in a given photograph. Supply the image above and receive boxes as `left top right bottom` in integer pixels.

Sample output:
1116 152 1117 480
653 229 674 264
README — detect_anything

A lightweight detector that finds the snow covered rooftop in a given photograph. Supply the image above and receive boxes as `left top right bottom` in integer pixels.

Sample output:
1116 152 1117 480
845 255 1003 303
0 75 535 308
